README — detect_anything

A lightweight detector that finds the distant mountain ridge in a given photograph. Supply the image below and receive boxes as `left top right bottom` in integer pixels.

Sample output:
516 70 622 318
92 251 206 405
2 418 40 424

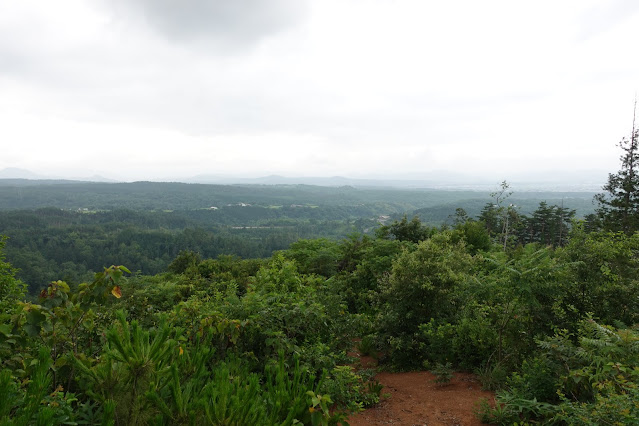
0 168 44 180
0 167 605 192
184 174 448 188
0 168 118 183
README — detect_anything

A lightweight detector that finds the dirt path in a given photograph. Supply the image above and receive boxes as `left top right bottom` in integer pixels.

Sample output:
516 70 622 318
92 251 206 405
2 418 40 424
345 341 493 426
348 370 493 425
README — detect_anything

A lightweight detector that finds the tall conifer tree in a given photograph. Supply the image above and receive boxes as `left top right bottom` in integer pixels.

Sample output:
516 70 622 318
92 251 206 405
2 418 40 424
594 102 639 234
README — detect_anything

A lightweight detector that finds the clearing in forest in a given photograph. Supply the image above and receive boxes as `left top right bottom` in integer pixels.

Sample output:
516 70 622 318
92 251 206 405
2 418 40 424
348 370 493 426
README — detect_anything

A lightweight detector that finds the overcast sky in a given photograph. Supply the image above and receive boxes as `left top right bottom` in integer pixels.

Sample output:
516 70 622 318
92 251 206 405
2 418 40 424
1 0 638 182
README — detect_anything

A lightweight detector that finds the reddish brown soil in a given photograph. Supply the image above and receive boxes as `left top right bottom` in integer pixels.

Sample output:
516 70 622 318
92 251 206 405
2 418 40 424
346 342 493 425
348 370 494 426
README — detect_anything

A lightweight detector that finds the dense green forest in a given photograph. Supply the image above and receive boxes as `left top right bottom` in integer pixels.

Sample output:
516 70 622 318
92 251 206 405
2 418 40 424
0 208 364 291
0 180 594 293
1 127 638 424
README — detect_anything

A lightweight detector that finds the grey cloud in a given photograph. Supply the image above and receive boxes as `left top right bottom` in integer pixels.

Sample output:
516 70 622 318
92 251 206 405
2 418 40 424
0 25 39 77
111 0 308 47
0 45 30 76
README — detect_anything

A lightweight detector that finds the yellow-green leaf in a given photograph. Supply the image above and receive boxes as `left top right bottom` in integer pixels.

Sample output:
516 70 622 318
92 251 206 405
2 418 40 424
111 286 122 298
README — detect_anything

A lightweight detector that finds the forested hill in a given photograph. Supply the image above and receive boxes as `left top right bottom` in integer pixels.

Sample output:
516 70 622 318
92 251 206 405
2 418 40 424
0 179 596 214
0 178 598 292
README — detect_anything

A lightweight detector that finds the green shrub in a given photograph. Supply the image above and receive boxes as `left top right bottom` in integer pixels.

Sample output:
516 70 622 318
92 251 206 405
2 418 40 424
356 335 378 359
431 362 454 384
376 232 473 369
507 356 559 402
475 362 509 392
320 365 381 412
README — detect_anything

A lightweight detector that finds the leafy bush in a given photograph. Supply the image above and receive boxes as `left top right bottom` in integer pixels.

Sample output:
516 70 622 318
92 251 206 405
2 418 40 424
475 389 555 425
489 319 639 424
376 232 473 369
507 356 559 402
320 365 381 412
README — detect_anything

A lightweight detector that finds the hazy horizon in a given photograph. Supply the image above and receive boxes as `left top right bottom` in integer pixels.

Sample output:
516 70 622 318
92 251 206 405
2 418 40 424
1 1 638 182
0 165 607 192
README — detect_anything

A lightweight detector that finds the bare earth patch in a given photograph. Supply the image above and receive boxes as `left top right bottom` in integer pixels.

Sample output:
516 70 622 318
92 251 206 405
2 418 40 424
348 370 494 426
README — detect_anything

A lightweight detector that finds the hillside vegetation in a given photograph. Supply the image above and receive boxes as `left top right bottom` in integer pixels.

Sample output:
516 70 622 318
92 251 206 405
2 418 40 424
1 127 638 424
